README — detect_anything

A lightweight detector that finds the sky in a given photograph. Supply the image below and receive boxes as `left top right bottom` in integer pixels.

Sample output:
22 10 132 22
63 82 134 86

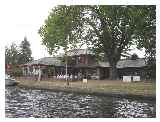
0 0 157 60
0 0 56 59
0 0 160 120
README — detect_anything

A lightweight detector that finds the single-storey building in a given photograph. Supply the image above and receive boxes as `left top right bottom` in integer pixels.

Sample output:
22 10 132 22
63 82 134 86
20 49 148 81
20 57 64 80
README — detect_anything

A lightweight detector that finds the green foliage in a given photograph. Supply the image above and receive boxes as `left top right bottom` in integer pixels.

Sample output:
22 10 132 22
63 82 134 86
5 43 20 65
19 37 33 64
39 5 156 79
11 66 23 77
133 6 156 79
5 37 33 76
5 43 22 76
134 6 156 60
38 5 84 54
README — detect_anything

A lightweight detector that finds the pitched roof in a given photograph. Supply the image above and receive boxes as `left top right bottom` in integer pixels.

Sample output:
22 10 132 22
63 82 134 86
21 57 62 67
117 58 146 68
21 57 146 68
97 59 146 68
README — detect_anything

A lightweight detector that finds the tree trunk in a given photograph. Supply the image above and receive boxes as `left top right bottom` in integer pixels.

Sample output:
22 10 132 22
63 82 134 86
109 62 118 80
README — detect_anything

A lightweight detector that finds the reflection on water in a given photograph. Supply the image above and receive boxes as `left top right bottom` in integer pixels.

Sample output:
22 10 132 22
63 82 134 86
5 86 156 118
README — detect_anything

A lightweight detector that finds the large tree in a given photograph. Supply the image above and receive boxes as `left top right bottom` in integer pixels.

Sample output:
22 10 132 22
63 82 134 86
39 5 155 80
19 37 33 64
5 43 19 65
5 43 22 76
5 38 34 76
134 6 156 79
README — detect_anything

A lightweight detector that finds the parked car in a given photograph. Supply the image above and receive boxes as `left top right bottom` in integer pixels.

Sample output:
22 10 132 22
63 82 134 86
5 74 17 86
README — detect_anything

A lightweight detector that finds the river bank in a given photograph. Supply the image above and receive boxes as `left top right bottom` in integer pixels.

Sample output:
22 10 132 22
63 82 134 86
16 79 156 100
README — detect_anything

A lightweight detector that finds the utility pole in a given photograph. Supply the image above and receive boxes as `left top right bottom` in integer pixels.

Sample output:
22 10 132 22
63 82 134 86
65 51 69 86
86 48 88 81
65 36 70 86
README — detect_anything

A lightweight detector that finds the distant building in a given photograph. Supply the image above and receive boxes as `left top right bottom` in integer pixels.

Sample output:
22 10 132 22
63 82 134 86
20 49 148 80
5 64 12 74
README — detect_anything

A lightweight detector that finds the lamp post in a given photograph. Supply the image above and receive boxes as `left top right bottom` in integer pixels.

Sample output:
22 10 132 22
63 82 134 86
65 51 69 86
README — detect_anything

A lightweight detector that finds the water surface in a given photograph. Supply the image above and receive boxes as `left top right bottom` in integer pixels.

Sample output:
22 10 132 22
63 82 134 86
5 86 156 118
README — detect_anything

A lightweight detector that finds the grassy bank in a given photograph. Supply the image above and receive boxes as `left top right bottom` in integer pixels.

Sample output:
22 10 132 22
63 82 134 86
16 79 156 99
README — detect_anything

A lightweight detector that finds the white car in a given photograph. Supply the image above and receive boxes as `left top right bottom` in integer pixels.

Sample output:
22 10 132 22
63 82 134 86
5 74 17 86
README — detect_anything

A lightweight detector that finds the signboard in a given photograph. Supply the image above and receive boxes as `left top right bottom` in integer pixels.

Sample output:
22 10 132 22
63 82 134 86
123 76 131 82
133 76 140 81
123 76 141 82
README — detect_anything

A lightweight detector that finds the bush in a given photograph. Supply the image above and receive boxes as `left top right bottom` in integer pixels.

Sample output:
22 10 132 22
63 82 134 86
12 67 23 77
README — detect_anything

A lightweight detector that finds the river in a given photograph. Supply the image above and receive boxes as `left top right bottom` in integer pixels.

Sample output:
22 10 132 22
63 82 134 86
5 86 156 118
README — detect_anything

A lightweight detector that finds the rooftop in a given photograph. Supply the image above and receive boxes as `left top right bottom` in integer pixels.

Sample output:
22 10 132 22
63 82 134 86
117 58 146 68
21 57 62 67
20 48 146 68
85 59 146 68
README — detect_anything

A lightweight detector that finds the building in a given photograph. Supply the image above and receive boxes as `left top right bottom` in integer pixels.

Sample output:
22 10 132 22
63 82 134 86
20 49 148 81
20 57 64 80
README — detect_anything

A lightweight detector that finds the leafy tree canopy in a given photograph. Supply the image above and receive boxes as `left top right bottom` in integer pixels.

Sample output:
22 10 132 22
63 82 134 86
5 43 20 65
19 37 33 64
5 37 33 76
134 6 156 63
39 6 84 54
39 5 156 79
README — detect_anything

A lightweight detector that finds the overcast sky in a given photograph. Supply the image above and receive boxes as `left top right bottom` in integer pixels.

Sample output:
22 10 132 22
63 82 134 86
1 0 156 60
0 0 57 59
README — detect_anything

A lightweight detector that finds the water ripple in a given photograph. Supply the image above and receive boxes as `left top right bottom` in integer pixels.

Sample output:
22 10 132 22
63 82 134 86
5 86 156 118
